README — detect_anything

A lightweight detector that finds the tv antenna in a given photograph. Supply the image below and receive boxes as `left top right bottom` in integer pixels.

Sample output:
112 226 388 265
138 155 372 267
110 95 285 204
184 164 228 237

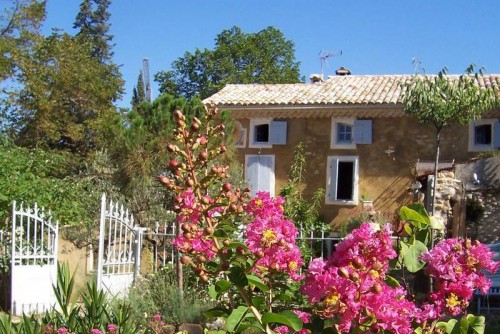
319 50 342 76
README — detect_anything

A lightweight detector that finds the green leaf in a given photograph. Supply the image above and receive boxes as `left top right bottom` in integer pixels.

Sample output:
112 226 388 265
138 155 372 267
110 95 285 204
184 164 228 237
403 240 427 272
228 266 248 287
384 275 401 288
466 314 485 334
251 296 266 309
226 306 248 332
399 206 429 229
247 274 270 292
215 279 232 293
203 307 229 318
261 311 302 331
208 284 218 299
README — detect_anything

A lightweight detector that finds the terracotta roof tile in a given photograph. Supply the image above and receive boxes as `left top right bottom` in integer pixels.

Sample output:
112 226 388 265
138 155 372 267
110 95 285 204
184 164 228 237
203 74 500 107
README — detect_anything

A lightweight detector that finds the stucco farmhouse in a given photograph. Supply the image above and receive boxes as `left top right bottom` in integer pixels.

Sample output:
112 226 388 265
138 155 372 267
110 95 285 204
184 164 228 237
203 71 500 227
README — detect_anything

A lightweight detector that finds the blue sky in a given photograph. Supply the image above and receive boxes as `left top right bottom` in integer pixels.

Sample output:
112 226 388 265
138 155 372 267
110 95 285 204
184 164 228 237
43 0 500 108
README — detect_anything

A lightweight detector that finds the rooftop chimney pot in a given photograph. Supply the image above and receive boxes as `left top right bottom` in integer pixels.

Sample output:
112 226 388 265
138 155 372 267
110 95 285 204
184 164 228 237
335 67 351 76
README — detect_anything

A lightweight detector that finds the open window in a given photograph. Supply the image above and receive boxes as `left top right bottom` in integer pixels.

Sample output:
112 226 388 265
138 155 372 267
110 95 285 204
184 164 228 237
249 118 287 148
331 118 372 149
326 156 359 205
468 119 500 152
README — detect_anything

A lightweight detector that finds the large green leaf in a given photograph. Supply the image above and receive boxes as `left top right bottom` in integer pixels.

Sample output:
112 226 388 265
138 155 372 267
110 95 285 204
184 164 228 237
226 306 248 332
261 310 302 331
466 314 485 334
399 206 429 229
403 240 427 272
247 274 270 292
204 307 229 318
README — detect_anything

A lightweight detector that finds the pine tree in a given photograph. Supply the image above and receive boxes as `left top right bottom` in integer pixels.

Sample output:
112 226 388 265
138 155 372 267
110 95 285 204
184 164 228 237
131 71 146 109
73 0 113 63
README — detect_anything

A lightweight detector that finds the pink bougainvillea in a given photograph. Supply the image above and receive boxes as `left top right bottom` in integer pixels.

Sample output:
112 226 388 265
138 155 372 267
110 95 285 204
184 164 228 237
244 192 303 280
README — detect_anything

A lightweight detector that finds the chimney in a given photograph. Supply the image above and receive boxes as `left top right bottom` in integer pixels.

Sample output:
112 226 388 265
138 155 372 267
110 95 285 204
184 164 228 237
309 73 324 83
335 67 351 76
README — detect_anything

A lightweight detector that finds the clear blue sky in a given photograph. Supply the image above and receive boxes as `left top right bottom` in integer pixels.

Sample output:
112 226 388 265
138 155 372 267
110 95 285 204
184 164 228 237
43 0 500 108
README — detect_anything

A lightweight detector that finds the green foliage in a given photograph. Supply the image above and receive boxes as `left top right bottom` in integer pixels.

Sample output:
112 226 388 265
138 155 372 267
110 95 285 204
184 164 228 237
131 71 146 108
0 0 46 82
73 0 114 63
280 142 326 233
401 64 497 213
110 94 205 227
402 65 496 129
437 314 485 334
155 26 301 99
0 139 93 227
13 31 123 153
127 266 213 326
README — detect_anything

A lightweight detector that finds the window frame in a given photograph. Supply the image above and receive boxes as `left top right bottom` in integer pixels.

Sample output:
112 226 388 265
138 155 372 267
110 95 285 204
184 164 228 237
331 118 356 149
249 118 273 148
468 119 498 152
325 155 359 205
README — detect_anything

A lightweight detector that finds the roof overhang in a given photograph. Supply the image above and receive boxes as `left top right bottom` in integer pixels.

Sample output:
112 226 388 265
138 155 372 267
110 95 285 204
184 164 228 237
210 103 406 119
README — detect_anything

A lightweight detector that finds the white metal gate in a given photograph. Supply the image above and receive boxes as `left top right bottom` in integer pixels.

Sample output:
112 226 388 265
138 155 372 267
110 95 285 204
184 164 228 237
97 194 144 297
11 201 58 315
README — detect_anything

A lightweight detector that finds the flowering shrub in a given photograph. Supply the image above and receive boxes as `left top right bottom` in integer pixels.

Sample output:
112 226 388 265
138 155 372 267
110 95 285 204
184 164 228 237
162 108 499 334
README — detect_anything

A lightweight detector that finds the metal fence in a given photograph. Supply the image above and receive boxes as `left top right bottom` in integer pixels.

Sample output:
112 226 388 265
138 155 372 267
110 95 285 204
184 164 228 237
147 222 342 271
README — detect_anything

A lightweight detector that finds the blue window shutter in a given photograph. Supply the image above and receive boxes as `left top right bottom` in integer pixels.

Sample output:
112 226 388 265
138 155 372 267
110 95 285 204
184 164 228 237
328 159 338 201
494 120 500 148
354 120 372 144
269 121 287 145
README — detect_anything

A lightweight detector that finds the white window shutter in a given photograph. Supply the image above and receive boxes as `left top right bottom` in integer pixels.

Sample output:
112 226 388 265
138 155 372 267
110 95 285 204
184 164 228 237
354 119 372 144
494 120 500 148
328 159 338 201
269 121 287 145
246 156 260 197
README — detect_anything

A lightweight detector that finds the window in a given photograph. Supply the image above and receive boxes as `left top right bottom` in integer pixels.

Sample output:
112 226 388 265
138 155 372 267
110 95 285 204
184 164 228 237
249 118 287 148
331 118 372 149
326 156 359 205
468 119 500 152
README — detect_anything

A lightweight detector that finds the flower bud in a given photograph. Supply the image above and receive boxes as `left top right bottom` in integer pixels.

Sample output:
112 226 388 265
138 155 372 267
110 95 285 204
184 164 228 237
169 159 179 169
204 226 214 235
222 182 232 192
338 267 349 278
158 175 171 186
180 255 192 265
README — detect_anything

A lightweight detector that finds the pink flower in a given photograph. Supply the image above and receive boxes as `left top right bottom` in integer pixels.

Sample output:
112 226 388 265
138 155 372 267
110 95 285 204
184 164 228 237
106 324 117 334
301 223 420 333
421 238 499 317
244 193 303 280
56 328 67 334
89 330 102 334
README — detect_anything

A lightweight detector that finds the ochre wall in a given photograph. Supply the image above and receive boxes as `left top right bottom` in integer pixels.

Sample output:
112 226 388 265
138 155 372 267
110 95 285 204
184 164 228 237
234 112 479 226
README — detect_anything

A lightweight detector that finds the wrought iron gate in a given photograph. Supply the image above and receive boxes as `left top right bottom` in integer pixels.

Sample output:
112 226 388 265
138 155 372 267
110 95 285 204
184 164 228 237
11 201 58 315
97 194 145 297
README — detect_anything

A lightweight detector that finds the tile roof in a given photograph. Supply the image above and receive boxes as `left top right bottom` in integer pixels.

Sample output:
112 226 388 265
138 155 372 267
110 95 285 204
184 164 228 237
203 74 500 108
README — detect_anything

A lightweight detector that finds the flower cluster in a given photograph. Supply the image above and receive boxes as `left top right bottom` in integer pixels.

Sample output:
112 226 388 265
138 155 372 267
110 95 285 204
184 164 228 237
420 238 500 317
244 192 303 280
302 223 419 334
148 314 165 334
172 188 217 260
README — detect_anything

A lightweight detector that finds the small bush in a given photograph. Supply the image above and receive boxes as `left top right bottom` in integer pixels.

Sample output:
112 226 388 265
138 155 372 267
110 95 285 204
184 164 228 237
127 266 213 326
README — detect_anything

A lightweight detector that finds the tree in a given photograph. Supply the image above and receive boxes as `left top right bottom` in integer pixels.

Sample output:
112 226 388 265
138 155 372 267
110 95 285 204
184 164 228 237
155 26 301 99
73 0 113 63
401 65 496 214
131 71 145 109
0 0 45 83
14 32 123 153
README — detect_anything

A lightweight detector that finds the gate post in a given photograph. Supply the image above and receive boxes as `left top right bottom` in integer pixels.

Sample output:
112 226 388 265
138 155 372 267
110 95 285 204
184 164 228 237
133 227 147 281
96 194 106 291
